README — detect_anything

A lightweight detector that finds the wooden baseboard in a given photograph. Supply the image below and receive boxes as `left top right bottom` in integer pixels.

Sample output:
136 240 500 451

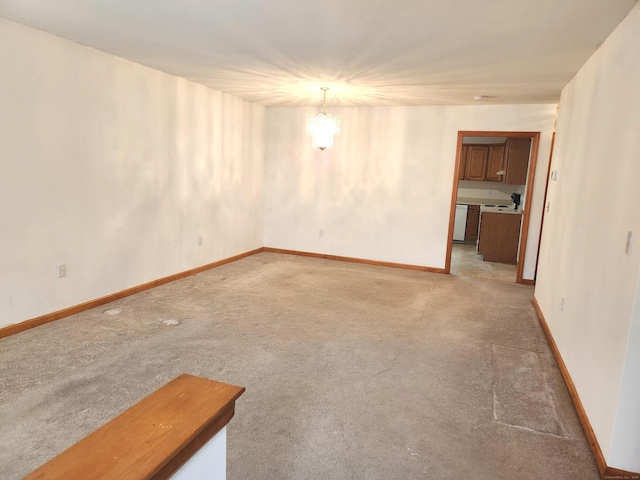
0 247 264 340
263 247 446 274
1 246 439 339
532 297 607 475
603 466 640 479
532 297 640 479
521 278 535 286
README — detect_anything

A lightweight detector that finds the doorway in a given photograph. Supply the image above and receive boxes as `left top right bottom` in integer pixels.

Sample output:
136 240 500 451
445 131 541 284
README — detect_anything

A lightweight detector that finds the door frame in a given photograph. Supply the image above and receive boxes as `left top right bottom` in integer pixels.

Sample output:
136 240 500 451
533 132 555 281
444 131 541 284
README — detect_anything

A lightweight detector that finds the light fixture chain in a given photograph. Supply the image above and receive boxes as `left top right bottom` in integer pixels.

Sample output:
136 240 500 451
307 86 339 150
322 87 328 115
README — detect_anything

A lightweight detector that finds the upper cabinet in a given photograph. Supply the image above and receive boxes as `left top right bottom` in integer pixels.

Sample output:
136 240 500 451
463 146 489 181
458 145 468 180
503 138 531 185
459 138 530 185
486 144 506 182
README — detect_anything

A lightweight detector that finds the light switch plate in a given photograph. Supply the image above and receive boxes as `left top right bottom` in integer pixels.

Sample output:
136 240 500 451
56 264 66 278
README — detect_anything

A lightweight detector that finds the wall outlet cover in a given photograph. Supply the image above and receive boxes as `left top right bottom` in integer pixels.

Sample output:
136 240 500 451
56 264 66 278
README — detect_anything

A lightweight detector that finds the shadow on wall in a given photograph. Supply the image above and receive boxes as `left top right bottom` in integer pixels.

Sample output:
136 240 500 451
297 108 410 223
99 77 264 280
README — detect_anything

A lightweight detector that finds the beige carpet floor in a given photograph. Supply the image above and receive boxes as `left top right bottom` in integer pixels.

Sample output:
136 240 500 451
0 252 598 479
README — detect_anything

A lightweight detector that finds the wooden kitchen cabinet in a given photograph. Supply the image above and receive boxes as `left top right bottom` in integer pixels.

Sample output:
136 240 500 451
458 146 468 180
477 212 522 264
504 138 531 185
465 205 480 242
486 144 505 182
464 146 488 181
459 141 524 184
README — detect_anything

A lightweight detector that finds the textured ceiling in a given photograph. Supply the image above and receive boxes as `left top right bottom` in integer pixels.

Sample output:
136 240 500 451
0 0 636 106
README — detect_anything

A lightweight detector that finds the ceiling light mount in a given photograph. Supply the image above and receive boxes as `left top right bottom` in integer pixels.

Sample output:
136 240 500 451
307 87 340 150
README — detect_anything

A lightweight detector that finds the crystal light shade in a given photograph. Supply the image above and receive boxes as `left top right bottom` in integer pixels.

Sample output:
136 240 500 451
307 113 340 150
307 87 340 150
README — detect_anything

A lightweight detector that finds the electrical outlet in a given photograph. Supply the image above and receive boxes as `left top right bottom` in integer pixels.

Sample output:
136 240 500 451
625 231 633 255
198 236 203 246
560 297 565 312
319 229 324 237
551 170 558 181
56 264 66 278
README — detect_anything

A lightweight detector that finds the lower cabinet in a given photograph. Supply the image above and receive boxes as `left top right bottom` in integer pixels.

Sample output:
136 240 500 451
465 205 480 242
477 212 522 264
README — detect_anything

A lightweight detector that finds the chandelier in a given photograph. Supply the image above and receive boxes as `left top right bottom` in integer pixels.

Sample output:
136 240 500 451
307 87 340 150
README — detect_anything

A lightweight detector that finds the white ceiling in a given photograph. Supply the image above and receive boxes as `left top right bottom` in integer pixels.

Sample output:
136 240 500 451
1 0 636 107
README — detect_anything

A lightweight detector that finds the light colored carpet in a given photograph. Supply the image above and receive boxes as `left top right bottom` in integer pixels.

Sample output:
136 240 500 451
0 252 598 479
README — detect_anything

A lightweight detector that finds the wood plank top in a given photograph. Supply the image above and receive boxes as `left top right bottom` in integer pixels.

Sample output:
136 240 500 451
25 374 245 480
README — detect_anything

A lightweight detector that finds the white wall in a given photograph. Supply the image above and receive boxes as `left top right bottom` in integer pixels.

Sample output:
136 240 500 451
0 19 265 328
609 269 640 470
535 2 640 471
264 105 555 276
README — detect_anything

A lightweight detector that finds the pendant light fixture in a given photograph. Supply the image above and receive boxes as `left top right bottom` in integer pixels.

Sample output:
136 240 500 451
307 87 340 150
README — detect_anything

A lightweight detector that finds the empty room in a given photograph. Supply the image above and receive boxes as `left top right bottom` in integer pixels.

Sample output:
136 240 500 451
1 1 639 479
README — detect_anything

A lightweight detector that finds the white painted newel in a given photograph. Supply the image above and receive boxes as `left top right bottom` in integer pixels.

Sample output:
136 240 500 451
171 427 227 480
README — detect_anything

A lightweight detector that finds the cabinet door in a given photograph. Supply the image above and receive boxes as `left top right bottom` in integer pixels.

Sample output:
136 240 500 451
486 144 505 182
504 138 531 185
477 212 522 264
464 146 488 181
465 205 481 242
458 146 468 180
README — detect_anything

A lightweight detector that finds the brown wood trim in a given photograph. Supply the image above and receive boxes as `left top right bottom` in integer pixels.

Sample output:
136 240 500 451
531 297 607 478
448 131 542 284
535 296 640 477
0 247 265 340
515 132 540 284
445 133 465 273
534 131 555 281
521 279 535 286
603 466 640 479
263 247 446 273
458 131 541 139
25 374 244 480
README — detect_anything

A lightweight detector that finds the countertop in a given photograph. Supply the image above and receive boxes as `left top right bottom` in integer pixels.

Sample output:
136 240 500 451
480 205 523 215
456 197 498 205
456 197 523 215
